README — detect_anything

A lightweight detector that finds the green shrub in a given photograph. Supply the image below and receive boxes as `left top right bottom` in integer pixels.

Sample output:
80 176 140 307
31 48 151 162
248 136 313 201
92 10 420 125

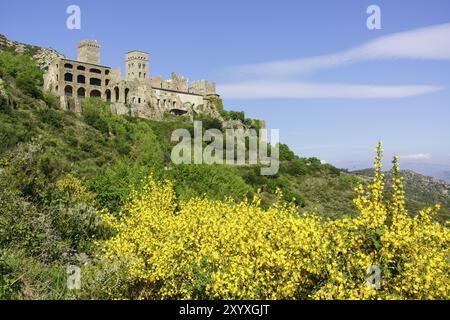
36 108 66 129
281 158 308 176
194 113 222 131
284 190 305 207
0 51 43 98
0 249 67 300
42 91 60 109
82 98 111 133
0 255 21 300
166 164 253 202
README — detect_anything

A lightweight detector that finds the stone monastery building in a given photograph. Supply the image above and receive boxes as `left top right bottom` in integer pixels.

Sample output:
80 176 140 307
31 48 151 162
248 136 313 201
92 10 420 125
43 40 221 120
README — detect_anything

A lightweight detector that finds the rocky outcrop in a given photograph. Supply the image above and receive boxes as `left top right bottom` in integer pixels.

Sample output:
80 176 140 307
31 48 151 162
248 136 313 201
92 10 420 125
0 34 65 70
33 48 66 70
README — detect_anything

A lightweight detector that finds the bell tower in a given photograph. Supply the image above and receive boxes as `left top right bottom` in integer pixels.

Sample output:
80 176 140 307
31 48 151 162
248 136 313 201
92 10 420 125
125 51 149 80
77 40 100 64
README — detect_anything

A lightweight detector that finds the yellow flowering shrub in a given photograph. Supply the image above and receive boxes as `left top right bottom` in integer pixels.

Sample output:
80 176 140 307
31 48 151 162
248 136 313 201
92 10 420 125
95 142 449 300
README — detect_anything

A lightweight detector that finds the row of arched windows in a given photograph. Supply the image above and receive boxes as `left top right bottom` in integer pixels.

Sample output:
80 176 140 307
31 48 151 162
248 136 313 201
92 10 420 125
64 85 101 98
64 73 102 86
127 63 146 69
64 85 130 103
64 63 109 75
157 99 178 108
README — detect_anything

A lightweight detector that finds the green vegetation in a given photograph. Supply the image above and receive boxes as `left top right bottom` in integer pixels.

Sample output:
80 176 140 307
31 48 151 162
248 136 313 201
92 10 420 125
210 96 263 130
0 51 43 99
0 48 448 299
353 168 450 222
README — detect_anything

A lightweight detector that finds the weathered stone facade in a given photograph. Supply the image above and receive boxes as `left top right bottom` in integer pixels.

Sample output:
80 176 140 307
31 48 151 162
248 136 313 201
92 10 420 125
43 40 221 121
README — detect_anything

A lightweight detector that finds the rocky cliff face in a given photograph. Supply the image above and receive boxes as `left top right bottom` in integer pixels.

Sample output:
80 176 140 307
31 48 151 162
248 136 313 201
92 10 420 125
0 34 65 70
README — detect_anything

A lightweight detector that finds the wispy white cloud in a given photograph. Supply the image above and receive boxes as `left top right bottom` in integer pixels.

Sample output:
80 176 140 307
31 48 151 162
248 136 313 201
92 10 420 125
234 23 450 77
400 153 432 160
218 81 443 99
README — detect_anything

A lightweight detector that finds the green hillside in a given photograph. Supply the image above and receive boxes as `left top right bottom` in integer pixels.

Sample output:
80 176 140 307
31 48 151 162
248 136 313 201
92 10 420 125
0 47 448 299
0 49 360 216
0 49 360 298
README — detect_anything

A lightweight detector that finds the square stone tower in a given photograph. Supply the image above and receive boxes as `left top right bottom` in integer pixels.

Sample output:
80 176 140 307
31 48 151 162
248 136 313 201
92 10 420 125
126 51 149 81
77 40 100 64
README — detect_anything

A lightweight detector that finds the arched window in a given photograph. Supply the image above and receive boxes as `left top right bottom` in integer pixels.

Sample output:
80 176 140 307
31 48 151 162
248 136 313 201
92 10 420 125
89 68 101 74
173 101 177 108
90 78 101 86
64 73 73 82
105 89 111 102
105 79 110 86
77 66 86 71
77 87 86 99
105 70 110 75
77 75 85 84
138 98 141 103
125 88 129 104
139 72 142 78
64 85 73 97
64 63 73 69
90 90 101 98
114 87 120 102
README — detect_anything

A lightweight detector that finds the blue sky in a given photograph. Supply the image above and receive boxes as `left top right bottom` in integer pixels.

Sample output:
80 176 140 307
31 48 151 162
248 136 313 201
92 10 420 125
1 0 450 176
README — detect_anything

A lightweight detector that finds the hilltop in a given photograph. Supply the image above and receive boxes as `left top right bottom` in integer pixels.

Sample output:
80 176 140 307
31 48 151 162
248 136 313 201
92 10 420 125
0 34 65 70
0 36 449 299
353 168 450 220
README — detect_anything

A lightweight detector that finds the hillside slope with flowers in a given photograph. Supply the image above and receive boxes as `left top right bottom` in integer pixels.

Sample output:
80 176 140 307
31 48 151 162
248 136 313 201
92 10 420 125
0 41 448 300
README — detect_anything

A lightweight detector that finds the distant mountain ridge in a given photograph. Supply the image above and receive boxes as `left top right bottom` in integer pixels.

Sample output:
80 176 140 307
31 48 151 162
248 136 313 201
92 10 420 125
353 168 450 187
352 168 450 221
399 162 450 184
343 159 450 184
